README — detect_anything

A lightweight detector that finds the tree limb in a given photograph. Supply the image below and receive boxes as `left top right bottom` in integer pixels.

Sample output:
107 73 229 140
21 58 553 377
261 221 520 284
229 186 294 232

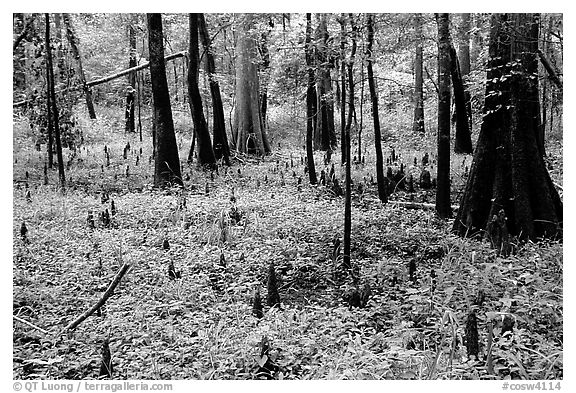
64 263 131 331
13 51 187 107
86 51 186 87
13 16 35 51
424 66 440 95
537 49 563 91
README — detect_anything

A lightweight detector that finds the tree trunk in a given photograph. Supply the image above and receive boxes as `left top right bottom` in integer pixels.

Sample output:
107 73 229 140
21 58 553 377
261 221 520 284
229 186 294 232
450 45 473 154
232 14 271 155
187 13 216 168
435 13 452 218
367 14 387 204
147 13 183 187
412 13 425 134
343 14 357 271
63 13 96 119
358 56 365 163
45 16 54 169
46 13 65 187
305 13 318 185
453 13 562 241
315 14 336 152
470 14 484 66
54 13 64 84
458 13 473 133
125 14 137 133
259 28 271 133
345 14 357 156
198 13 230 165
339 14 347 163
13 14 28 94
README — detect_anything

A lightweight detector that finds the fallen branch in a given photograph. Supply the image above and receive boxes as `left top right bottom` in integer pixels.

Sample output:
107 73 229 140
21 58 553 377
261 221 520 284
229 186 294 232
389 200 459 211
64 263 131 331
13 315 49 335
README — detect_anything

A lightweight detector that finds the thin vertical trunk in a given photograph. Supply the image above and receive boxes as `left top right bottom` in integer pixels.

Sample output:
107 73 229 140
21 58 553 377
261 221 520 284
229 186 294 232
343 14 357 270
137 70 143 142
54 13 64 83
413 13 425 133
358 58 364 162
187 13 216 168
367 14 387 204
147 13 183 187
305 13 318 185
45 31 54 169
339 14 347 164
470 14 484 66
198 13 230 165
63 13 96 119
345 15 357 148
46 13 65 187
458 13 473 132
125 14 137 133
436 13 452 218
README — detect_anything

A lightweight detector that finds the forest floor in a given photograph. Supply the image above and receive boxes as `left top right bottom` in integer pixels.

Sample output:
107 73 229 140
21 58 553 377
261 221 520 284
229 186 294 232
12 107 563 380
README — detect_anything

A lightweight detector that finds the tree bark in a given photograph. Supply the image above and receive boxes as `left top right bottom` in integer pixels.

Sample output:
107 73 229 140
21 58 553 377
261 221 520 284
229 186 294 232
63 13 96 119
367 14 387 204
435 13 452 219
450 45 473 154
46 13 65 187
198 14 230 165
412 13 425 134
453 13 562 241
232 14 271 155
147 13 183 187
305 13 318 185
125 14 137 133
187 13 216 168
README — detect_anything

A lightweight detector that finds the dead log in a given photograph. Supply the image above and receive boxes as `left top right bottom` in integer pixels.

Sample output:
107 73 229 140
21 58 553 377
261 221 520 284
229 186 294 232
388 200 459 211
64 263 130 331
13 315 48 334
13 51 187 107
86 51 187 88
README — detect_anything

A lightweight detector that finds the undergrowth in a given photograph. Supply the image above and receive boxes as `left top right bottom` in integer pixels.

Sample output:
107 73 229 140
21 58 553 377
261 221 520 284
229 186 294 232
12 107 563 380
